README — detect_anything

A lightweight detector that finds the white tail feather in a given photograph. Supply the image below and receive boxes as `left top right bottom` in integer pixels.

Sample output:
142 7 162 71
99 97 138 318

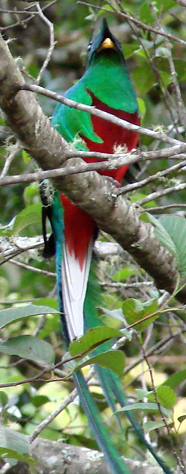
62 240 94 341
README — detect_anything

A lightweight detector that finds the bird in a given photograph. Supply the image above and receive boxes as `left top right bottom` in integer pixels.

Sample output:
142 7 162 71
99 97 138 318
41 19 173 474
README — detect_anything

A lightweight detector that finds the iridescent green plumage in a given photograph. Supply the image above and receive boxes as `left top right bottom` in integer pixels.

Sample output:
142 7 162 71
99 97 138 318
52 20 138 148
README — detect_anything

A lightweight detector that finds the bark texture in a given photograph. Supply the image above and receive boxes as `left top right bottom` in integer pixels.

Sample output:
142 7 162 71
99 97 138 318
0 438 171 474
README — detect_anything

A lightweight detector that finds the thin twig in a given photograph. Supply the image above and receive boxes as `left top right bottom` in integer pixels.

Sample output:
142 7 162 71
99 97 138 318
22 83 182 146
101 281 154 288
137 181 186 206
145 204 186 212
0 0 56 32
0 463 11 474
0 141 21 178
35 2 55 84
123 328 185 376
29 384 79 443
77 0 186 46
119 159 186 196
10 258 55 277
149 0 186 131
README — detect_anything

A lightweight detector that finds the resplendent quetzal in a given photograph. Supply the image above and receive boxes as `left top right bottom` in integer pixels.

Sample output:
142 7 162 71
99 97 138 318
41 19 172 474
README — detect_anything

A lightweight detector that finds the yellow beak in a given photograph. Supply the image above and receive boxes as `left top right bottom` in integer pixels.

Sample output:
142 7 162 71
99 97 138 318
98 38 115 51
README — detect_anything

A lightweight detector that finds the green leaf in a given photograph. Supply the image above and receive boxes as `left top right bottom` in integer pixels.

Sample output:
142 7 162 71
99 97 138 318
157 216 186 277
0 446 24 459
144 420 173 433
132 60 157 95
178 414 186 424
62 350 77 372
69 327 123 357
0 427 34 466
75 350 125 377
0 447 34 465
22 150 31 164
140 1 155 24
0 219 15 237
148 386 176 409
113 267 138 281
0 426 29 455
159 71 172 90
137 98 146 120
32 395 51 408
156 0 175 13
34 298 59 310
12 203 41 235
122 298 158 330
117 402 170 417
161 369 186 390
100 307 125 323
0 391 8 407
0 335 55 367
0 304 58 329
140 212 151 223
24 182 39 205
148 213 177 256
135 388 152 402
155 47 171 59
123 42 139 59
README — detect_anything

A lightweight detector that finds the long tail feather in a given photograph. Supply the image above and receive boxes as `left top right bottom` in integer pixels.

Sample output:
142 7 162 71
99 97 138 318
95 365 173 474
73 369 132 474
94 364 123 431
84 260 173 474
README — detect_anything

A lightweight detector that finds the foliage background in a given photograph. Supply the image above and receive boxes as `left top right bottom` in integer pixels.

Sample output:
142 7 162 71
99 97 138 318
1 0 186 471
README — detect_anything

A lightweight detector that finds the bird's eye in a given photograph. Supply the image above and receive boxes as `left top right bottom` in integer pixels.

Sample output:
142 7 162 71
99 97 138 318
87 41 92 52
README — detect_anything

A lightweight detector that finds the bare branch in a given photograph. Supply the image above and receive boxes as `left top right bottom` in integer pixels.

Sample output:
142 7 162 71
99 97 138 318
138 181 186 206
119 159 186 196
0 1 56 32
77 0 186 47
35 2 55 84
10 258 55 277
0 140 21 178
0 147 186 188
22 83 182 146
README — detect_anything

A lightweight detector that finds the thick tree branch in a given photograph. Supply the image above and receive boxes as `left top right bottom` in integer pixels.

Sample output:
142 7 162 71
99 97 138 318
0 34 186 302
28 438 169 474
0 438 169 474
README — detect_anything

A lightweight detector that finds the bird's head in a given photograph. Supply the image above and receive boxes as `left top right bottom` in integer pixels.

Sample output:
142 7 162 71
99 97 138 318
86 19 125 68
